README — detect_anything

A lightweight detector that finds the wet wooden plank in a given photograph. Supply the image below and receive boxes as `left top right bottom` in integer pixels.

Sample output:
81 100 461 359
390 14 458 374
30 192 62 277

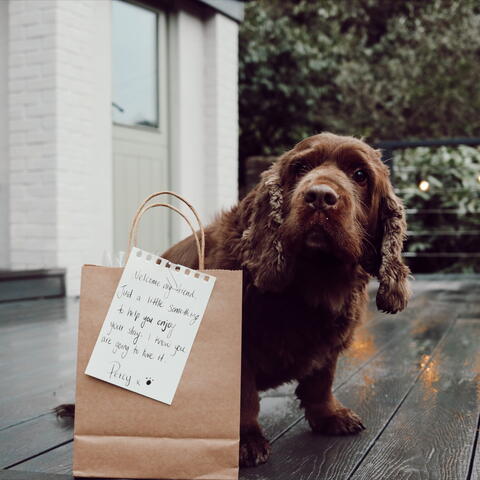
260 283 456 441
241 296 459 480
0 298 76 331
258 288 437 440
0 299 78 350
0 380 75 431
0 298 77 430
10 442 73 475
0 414 73 469
257 279 478 459
0 349 76 403
0 303 77 378
2 288 432 475
0 470 72 480
350 319 480 480
1 279 478 479
0 345 76 393
0 333 76 429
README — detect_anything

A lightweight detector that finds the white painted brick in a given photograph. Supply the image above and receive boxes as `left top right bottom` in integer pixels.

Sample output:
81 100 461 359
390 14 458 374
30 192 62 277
26 130 48 144
8 38 37 53
18 10 43 27
203 13 238 214
9 145 29 157
9 53 26 67
25 50 53 66
9 65 43 81
9 79 28 93
8 106 24 119
9 132 26 145
6 0 238 294
25 103 53 117
9 158 26 172
41 8 56 25
41 61 56 76
27 155 55 170
9 1 24 14
25 22 51 38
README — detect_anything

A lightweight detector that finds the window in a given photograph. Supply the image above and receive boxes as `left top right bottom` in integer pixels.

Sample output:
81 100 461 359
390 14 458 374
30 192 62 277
112 0 158 128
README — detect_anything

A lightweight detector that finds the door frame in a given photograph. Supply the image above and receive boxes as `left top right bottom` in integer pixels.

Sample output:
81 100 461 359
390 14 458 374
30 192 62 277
112 0 171 254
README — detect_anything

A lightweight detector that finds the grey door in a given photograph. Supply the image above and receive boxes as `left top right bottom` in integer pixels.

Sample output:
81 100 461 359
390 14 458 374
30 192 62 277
112 0 169 255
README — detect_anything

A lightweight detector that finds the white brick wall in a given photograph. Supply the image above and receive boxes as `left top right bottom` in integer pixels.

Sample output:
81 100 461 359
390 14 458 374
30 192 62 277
170 4 207 235
170 4 239 241
7 0 112 294
8 0 58 269
56 0 97 295
0 0 10 268
3 0 239 292
204 13 239 218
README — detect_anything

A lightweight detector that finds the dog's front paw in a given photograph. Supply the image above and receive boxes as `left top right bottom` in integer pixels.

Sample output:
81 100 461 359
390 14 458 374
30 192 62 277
240 430 271 468
306 406 365 435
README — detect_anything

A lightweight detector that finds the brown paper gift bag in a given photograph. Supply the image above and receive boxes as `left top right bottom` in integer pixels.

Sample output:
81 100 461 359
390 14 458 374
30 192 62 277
73 192 242 479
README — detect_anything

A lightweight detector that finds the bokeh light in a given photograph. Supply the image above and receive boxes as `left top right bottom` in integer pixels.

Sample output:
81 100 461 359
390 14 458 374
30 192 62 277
418 180 430 192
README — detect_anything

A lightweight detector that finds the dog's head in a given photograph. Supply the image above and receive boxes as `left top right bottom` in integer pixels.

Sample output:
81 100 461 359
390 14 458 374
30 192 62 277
242 132 411 313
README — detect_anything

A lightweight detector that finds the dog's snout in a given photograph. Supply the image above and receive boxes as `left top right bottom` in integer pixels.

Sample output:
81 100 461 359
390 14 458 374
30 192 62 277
304 184 338 209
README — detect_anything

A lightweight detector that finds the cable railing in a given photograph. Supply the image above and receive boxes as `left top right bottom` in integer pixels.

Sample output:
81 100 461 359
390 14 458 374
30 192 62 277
374 138 480 272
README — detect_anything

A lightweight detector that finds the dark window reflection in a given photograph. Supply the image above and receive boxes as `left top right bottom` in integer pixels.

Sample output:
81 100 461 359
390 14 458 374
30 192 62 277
112 0 158 128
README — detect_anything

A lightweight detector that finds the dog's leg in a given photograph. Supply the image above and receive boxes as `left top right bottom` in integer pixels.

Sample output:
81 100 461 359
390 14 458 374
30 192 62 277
239 360 271 468
295 354 365 435
54 403 75 418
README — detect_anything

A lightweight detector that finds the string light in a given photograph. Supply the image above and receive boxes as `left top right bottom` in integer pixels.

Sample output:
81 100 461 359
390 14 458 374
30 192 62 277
477 174 480 183
418 180 430 192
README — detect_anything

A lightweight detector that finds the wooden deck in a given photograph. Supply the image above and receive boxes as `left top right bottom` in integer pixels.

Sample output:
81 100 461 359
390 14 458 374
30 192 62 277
0 275 479 480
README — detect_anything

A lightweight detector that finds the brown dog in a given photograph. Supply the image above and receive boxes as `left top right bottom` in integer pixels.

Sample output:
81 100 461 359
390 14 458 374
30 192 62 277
56 133 410 467
162 132 411 467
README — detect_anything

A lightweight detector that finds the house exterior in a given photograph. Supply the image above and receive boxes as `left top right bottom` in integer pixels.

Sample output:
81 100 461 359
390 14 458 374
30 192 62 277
0 0 243 295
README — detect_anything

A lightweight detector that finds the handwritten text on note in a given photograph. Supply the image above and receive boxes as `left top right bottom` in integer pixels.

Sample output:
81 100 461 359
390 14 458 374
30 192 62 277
85 247 216 404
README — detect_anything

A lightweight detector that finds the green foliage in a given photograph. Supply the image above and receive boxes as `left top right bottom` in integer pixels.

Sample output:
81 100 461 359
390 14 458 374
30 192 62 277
239 0 480 161
239 1 480 272
394 146 480 272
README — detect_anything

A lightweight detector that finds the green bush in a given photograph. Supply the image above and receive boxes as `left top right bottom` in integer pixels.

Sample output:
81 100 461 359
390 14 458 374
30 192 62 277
239 1 480 272
394 146 480 273
239 1 480 162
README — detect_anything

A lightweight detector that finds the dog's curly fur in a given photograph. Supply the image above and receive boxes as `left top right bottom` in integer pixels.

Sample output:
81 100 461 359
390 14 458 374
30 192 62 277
57 133 410 468
162 132 411 467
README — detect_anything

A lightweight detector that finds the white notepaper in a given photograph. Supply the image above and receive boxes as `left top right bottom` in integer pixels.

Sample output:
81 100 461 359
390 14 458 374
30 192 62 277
85 247 216 405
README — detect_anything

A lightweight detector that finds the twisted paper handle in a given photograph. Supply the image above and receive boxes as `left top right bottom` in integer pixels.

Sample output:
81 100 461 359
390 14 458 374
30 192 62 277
127 191 205 270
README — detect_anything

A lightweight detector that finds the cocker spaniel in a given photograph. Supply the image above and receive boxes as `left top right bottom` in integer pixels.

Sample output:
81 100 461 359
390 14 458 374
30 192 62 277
57 133 410 468
162 132 411 467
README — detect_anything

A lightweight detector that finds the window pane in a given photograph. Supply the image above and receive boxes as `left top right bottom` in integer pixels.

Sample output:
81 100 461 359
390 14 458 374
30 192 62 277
112 0 158 128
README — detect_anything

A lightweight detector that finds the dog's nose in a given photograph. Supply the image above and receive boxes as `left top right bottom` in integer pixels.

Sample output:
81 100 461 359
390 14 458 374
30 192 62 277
304 184 338 209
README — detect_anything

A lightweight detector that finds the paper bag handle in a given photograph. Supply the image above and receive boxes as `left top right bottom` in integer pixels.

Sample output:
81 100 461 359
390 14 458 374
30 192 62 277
127 192 205 270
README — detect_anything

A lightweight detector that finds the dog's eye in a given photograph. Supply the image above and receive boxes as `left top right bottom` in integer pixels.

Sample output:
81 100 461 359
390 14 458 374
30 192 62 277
353 169 368 184
291 161 309 177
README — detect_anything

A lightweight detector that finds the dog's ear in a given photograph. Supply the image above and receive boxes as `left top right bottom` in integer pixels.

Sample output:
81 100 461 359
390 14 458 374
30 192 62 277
370 168 411 313
241 161 294 292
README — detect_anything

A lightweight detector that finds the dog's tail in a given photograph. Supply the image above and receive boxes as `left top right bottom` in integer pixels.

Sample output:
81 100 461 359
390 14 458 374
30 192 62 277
53 403 75 418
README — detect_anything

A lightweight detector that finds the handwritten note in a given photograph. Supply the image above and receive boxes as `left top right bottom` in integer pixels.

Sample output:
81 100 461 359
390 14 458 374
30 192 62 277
85 247 216 404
